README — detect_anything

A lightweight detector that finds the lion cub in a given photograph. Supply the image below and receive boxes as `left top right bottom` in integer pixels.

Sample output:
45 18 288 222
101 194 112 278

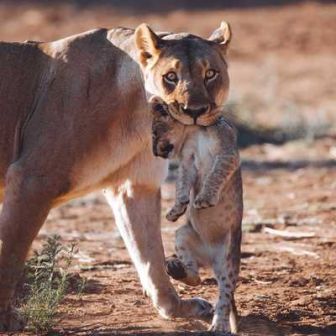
151 96 239 221
150 96 243 333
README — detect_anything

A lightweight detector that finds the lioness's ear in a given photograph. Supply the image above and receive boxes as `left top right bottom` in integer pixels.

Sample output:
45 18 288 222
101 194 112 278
208 21 232 54
135 23 163 67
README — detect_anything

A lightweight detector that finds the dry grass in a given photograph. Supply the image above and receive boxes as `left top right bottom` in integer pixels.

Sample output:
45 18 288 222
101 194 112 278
18 235 84 333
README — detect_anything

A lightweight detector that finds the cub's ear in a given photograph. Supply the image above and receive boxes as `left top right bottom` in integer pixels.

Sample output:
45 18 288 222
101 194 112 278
208 21 232 55
135 23 163 68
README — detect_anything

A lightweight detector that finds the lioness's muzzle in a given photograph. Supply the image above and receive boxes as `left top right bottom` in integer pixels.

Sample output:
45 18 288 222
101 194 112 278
181 104 210 123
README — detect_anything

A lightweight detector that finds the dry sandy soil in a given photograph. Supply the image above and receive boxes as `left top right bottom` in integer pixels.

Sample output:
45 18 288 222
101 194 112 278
0 1 335 335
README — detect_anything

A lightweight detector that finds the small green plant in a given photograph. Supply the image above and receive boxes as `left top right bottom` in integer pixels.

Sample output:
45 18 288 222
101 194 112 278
19 235 77 333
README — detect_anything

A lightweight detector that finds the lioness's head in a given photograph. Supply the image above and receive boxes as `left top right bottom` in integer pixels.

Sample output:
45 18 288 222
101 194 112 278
135 22 232 126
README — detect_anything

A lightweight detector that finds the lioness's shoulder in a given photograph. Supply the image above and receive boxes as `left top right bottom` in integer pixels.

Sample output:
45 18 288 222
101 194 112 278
40 28 109 54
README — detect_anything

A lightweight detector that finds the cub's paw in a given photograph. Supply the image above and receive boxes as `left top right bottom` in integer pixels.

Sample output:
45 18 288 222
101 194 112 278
166 202 188 222
166 257 201 286
166 257 187 280
209 314 233 334
193 193 219 209
0 308 26 331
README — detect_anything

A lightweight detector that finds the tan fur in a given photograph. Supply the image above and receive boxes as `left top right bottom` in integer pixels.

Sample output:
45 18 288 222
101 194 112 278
0 22 233 331
150 97 243 333
135 22 232 127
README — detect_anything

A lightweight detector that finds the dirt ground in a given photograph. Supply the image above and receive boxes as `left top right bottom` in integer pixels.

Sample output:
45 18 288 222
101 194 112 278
0 1 335 335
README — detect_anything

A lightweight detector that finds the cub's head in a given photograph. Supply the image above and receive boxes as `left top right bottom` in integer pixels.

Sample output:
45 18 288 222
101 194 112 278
135 21 232 126
150 97 185 159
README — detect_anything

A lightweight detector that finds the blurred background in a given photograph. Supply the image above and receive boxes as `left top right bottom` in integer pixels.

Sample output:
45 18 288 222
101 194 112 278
1 0 335 140
1 1 335 335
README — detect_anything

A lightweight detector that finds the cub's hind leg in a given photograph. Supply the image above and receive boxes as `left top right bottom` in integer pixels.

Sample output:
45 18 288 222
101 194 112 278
166 222 208 287
210 227 241 334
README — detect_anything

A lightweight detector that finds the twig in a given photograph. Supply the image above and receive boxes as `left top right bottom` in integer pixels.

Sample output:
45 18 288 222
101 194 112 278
264 227 316 240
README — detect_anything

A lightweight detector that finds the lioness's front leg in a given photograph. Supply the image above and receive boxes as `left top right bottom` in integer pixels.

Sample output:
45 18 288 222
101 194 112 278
104 153 213 321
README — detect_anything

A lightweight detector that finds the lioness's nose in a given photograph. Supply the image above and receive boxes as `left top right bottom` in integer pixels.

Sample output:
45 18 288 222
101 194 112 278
182 104 209 119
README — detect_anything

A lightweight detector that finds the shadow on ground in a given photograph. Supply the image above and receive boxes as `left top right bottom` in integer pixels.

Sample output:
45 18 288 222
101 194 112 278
57 314 297 335
59 318 336 335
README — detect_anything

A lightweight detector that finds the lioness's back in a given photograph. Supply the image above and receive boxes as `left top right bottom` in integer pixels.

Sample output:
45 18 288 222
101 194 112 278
0 28 142 180
0 42 48 175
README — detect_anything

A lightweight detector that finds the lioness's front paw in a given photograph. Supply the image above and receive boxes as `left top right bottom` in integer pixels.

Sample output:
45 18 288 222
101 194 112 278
193 193 219 209
166 203 188 222
0 308 26 331
179 297 214 322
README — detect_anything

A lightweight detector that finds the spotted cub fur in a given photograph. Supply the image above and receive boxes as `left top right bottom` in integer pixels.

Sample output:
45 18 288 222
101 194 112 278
150 96 243 333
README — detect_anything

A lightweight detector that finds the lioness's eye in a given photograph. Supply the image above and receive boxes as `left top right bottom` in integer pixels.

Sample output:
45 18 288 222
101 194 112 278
205 69 218 81
163 71 178 84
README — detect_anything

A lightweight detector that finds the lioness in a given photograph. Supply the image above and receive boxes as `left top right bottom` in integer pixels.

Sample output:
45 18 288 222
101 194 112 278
150 97 242 333
0 22 232 331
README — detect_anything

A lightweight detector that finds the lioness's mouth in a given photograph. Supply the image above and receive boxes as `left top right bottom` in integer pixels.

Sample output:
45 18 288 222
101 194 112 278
169 106 221 127
154 100 220 126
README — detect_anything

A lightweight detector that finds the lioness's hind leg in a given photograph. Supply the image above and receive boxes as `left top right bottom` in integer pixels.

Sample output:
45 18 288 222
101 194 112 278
166 223 206 287
0 163 54 331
